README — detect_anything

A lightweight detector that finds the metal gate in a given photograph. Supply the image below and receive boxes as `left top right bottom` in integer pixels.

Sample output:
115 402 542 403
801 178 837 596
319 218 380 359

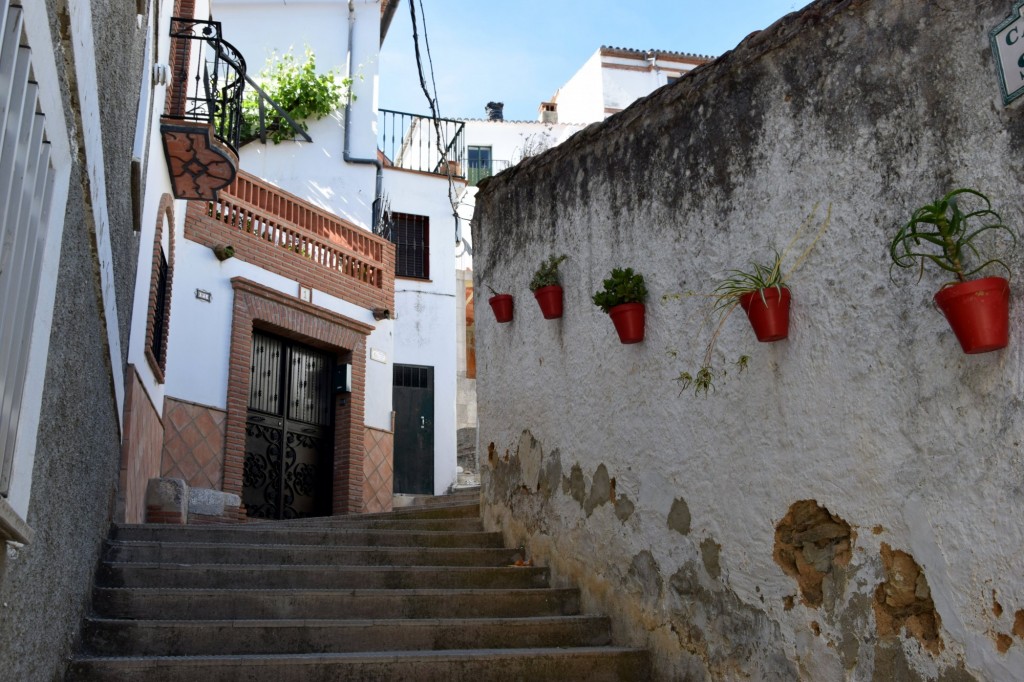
243 332 333 519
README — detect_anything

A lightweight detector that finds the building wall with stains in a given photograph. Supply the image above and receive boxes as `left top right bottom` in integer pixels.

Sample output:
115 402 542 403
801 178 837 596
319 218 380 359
472 1 1024 679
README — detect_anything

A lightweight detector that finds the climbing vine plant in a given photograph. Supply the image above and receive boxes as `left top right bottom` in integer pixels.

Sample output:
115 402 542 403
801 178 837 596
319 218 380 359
241 48 353 144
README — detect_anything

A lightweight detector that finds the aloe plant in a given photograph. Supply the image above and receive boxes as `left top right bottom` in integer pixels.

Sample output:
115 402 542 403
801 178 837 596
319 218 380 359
890 188 1015 285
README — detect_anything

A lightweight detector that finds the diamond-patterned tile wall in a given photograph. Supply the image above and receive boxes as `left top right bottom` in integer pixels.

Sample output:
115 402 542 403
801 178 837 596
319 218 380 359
363 427 393 513
161 398 226 490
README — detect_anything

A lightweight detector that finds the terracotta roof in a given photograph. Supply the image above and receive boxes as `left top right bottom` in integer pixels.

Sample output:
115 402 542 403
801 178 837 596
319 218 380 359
600 45 715 63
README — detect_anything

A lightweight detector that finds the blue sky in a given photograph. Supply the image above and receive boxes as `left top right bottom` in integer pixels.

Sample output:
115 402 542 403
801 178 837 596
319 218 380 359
378 1 808 122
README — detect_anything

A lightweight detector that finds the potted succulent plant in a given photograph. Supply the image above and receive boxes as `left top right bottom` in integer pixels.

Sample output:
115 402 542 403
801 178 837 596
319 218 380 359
677 204 830 396
890 188 1015 354
592 267 648 344
529 254 567 319
486 285 514 323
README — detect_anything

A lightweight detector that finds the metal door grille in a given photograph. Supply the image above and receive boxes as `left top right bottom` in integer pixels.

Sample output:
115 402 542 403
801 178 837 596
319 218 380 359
150 247 169 365
244 332 333 519
287 347 331 426
0 0 58 497
249 333 283 415
394 364 432 389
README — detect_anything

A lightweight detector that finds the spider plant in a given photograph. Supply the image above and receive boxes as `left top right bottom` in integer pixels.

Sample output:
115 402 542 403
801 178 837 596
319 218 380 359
889 188 1015 285
676 203 830 397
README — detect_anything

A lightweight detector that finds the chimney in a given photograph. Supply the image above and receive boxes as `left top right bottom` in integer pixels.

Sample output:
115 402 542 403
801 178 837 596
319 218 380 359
539 101 558 124
485 101 504 121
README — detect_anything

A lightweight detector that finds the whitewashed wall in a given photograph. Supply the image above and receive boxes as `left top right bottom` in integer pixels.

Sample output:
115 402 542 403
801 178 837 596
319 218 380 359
600 54 697 112
473 1 1024 680
385 168 460 494
216 0 380 227
552 49 605 124
129 0 198 416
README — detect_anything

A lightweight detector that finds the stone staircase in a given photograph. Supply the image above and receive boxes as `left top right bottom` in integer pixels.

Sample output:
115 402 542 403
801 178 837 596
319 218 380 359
67 490 650 681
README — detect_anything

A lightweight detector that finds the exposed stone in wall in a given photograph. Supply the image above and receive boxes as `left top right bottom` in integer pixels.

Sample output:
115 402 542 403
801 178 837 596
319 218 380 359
1014 610 1024 639
995 633 1013 654
627 551 663 604
584 464 612 516
563 463 586 507
773 500 853 608
700 538 722 580
668 563 799 680
614 493 635 521
873 543 943 655
667 498 691 535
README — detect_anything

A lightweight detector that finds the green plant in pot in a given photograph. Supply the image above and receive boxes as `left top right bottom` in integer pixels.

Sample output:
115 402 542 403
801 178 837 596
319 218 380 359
530 254 567 319
592 267 648 344
486 284 514 324
890 188 1016 354
676 203 830 397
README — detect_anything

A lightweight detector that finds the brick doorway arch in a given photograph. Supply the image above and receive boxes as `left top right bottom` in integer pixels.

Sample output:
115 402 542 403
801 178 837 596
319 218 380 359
224 278 374 514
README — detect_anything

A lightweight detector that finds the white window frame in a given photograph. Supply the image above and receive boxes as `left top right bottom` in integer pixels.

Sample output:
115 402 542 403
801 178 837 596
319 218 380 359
0 1 73 544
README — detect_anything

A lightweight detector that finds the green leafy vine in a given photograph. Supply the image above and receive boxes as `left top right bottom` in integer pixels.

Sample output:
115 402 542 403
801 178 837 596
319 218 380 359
241 48 353 144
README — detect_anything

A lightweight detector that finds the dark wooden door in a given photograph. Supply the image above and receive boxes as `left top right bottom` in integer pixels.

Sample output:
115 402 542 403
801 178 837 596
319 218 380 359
243 332 334 519
393 364 434 494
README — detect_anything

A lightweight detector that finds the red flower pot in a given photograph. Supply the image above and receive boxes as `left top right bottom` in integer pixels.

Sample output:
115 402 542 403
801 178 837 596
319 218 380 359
488 294 514 323
608 303 645 344
533 285 563 319
933 276 1009 354
739 287 791 342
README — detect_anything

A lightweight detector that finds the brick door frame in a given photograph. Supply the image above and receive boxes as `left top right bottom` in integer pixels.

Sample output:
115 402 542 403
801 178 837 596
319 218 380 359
224 278 374 514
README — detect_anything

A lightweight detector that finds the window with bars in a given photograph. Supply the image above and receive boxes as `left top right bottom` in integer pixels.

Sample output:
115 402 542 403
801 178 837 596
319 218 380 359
0 0 59 502
390 212 429 280
150 247 169 367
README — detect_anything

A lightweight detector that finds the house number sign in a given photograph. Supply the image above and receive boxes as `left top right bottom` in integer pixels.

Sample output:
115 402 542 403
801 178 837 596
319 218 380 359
992 0 1024 104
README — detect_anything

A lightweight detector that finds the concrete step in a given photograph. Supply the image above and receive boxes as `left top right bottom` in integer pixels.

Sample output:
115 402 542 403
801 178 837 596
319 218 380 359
251 501 482 524
98 562 549 590
393 491 480 509
93 586 582 621
103 541 520 567
67 646 651 682
110 525 504 548
81 614 613 656
258 517 485 532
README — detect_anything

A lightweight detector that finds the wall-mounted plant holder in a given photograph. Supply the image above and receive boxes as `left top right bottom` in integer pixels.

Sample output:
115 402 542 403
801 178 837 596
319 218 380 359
489 294 514 323
213 244 235 261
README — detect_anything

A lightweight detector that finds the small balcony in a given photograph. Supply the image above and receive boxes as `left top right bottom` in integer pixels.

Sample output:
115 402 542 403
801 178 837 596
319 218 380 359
378 109 465 178
185 171 395 313
161 18 246 200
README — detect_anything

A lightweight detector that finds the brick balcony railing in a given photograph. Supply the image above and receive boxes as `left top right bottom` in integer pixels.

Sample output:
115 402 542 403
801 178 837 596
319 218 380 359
184 170 395 313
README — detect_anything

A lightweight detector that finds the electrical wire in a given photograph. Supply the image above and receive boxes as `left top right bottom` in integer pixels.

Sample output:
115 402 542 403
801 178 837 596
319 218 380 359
408 0 467 242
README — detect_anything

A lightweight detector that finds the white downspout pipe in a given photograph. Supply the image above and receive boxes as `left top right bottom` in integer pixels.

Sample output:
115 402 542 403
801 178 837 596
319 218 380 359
345 0 383 230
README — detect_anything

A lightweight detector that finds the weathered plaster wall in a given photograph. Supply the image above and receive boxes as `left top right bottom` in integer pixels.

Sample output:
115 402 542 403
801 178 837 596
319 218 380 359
0 0 145 678
473 1 1024 680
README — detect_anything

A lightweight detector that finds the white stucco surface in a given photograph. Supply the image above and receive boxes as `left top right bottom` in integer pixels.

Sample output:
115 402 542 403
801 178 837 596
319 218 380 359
473 1 1024 679
385 168 460 494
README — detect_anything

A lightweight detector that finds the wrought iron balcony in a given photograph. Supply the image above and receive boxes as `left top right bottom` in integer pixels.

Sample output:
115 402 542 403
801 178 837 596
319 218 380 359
160 17 246 200
378 109 465 178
